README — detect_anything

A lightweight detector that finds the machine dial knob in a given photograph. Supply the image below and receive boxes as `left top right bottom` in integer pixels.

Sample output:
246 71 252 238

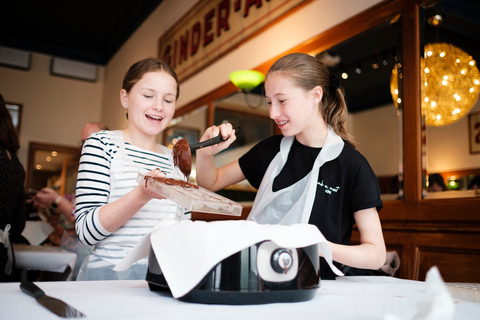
271 249 294 274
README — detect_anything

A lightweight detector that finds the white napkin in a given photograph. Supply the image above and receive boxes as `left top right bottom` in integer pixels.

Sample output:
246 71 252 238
384 266 455 320
412 266 455 320
21 221 54 245
115 219 343 298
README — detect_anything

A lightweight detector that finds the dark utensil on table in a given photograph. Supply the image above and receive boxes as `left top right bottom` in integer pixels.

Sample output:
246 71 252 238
20 281 86 318
173 126 241 180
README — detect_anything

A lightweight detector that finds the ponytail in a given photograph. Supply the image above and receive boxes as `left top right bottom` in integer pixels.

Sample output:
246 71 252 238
323 86 356 147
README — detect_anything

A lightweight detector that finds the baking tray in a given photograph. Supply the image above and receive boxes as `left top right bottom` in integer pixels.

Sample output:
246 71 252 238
138 174 243 216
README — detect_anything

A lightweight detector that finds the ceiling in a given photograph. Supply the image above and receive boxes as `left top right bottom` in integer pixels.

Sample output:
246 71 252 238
0 0 164 65
1 0 479 114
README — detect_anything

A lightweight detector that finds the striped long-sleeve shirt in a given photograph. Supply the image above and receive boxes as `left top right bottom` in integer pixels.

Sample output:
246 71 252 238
75 130 184 274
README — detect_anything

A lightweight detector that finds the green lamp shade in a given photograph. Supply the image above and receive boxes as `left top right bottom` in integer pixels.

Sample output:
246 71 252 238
229 70 265 91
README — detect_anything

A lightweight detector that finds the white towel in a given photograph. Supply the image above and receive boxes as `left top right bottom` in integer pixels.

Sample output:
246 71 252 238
115 219 343 298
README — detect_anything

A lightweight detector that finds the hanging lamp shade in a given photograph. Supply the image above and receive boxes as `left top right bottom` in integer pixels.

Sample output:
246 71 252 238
390 43 480 126
229 70 265 91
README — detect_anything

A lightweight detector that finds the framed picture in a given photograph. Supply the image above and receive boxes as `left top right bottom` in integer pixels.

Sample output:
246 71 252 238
50 57 97 82
6 102 22 135
0 46 31 70
164 126 199 148
469 111 480 154
214 108 274 150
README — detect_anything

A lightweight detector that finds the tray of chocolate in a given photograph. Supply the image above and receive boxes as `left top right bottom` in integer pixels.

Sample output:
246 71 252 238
138 174 243 216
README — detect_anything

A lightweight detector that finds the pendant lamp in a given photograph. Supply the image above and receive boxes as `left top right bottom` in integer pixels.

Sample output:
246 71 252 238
229 70 265 91
390 43 480 126
229 70 265 109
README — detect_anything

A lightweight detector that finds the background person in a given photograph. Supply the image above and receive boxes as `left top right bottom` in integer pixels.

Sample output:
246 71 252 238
0 92 26 282
74 57 186 280
32 121 107 280
427 173 446 192
196 53 386 279
79 122 108 146
468 176 479 191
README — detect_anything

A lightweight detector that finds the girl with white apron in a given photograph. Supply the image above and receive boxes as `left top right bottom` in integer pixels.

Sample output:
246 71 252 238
195 52 385 278
76 131 186 280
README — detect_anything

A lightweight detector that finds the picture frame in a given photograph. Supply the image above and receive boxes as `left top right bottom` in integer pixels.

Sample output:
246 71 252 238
214 108 274 150
50 57 97 82
469 111 480 154
164 126 200 148
0 46 31 70
6 101 22 135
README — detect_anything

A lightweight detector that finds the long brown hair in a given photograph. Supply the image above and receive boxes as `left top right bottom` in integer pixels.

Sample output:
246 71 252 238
0 93 20 153
267 52 355 146
122 57 179 99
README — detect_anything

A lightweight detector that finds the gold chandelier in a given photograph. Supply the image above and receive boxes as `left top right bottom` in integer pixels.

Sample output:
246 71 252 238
390 43 480 126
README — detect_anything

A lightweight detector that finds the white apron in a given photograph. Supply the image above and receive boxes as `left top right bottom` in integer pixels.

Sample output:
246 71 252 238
0 224 12 275
247 125 344 225
77 131 185 280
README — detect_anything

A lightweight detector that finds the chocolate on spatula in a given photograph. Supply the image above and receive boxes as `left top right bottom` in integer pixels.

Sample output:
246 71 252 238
172 138 192 180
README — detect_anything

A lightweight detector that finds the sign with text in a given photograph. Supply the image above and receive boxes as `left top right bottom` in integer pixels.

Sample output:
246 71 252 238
158 0 307 82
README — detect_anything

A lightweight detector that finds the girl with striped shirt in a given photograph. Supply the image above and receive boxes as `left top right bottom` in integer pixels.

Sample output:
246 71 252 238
75 57 185 280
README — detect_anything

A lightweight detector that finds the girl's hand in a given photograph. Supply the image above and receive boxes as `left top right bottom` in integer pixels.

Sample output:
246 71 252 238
140 168 167 200
198 123 237 156
35 188 59 207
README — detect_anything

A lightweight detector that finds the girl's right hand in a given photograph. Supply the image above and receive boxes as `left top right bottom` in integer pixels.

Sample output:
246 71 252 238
198 123 237 156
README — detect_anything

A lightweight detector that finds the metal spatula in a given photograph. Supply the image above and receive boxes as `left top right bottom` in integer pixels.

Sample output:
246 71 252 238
20 281 86 318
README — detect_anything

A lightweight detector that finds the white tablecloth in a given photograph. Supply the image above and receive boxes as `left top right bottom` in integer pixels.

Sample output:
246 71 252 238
13 244 77 275
1 277 479 320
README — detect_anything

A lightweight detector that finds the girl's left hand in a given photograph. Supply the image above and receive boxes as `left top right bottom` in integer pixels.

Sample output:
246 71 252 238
35 188 59 207
141 168 167 200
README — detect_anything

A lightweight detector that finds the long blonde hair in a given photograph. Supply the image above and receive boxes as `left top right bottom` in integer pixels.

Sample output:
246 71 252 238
267 52 355 146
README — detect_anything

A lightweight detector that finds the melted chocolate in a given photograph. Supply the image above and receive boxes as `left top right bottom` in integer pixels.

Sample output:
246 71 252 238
172 138 192 180
145 175 199 189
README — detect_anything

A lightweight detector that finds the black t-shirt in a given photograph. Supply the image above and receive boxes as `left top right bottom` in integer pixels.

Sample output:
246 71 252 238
239 135 383 279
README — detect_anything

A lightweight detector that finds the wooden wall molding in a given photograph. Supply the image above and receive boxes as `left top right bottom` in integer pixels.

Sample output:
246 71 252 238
414 245 480 282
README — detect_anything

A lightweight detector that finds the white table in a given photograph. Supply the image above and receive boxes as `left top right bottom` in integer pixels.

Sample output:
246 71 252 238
13 244 77 281
1 276 479 320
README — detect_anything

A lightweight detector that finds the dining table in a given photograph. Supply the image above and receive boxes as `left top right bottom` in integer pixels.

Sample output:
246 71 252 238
13 244 77 281
1 276 479 320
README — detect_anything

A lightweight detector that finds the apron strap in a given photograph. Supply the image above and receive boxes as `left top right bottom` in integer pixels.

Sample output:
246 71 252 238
0 224 13 275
